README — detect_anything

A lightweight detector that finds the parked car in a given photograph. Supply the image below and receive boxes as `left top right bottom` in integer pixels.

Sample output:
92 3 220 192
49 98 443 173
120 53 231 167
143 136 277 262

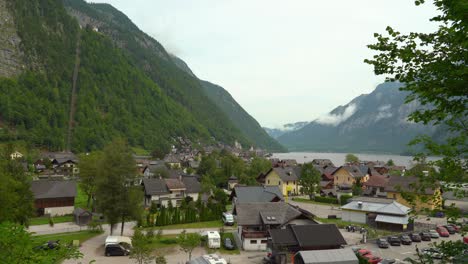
463 236 468 244
387 236 401 246
363 254 383 264
436 226 450 237
444 225 456 234
222 212 235 226
400 235 412 245
357 249 372 256
421 248 443 259
378 259 396 264
105 244 130 256
419 232 432 241
377 238 389 248
223 238 235 250
410 233 421 242
429 229 440 238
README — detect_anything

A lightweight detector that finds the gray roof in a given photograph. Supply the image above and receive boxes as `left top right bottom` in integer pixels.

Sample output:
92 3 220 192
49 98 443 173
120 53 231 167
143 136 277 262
272 167 299 181
375 214 409 225
341 200 410 216
234 202 303 226
270 224 346 248
338 165 368 178
232 186 284 203
142 178 169 195
386 175 437 195
182 176 201 194
296 248 358 264
31 180 77 199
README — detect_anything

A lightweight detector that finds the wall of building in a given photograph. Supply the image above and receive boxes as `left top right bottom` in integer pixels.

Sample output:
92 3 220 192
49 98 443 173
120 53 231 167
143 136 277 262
242 237 268 251
264 171 299 196
386 190 442 212
341 210 367 224
45 206 74 216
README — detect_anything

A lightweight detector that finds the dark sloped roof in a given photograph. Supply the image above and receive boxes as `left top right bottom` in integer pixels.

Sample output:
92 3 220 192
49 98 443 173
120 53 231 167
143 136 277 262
235 202 303 226
335 165 368 178
364 174 389 188
31 180 77 199
269 224 346 248
142 178 169 195
386 175 437 195
182 176 201 194
232 186 284 203
165 178 186 190
273 167 299 181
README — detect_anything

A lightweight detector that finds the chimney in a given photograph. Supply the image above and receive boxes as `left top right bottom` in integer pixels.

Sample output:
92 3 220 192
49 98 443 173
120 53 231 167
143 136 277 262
357 201 363 208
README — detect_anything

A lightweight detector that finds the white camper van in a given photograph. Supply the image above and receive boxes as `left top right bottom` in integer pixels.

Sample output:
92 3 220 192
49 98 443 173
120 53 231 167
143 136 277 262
203 231 221 249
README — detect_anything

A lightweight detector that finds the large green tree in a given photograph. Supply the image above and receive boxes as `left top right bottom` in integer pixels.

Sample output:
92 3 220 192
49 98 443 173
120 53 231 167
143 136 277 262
365 0 467 184
130 229 154 264
299 163 322 199
177 230 201 261
78 151 102 210
345 153 359 163
94 139 138 235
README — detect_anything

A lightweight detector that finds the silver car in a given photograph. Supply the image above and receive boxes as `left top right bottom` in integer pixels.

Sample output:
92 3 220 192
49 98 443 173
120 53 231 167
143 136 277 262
428 229 440 238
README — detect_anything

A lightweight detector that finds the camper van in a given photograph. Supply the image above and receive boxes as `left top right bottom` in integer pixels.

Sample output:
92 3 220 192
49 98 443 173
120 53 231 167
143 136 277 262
202 231 221 249
222 212 234 226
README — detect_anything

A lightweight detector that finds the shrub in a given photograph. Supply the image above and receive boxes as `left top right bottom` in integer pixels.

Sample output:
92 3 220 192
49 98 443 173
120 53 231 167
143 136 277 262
340 195 353 205
159 238 177 245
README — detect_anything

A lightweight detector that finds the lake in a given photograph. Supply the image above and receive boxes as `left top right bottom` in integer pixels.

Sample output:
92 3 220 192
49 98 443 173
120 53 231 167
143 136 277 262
272 152 439 168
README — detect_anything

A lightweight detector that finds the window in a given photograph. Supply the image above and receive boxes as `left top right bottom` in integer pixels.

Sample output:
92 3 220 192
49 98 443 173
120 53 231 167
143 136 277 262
278 181 281 185
286 181 289 185
267 180 270 184
251 240 257 244
348 177 350 181
393 194 396 199
261 240 268 244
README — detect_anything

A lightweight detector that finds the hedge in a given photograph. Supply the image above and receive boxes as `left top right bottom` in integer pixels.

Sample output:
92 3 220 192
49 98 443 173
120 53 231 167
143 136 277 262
314 196 339 204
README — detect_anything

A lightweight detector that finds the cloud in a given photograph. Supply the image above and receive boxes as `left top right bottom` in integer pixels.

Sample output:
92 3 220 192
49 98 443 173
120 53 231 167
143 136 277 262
315 104 357 126
375 104 393 121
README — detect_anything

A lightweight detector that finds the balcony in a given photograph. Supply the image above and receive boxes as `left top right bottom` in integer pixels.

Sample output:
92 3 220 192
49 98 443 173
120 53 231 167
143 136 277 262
242 228 268 239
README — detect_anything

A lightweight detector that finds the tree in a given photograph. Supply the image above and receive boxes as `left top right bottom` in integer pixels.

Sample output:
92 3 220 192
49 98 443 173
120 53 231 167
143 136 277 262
177 230 201 261
94 139 137 235
386 159 395 166
155 255 167 264
78 151 102 210
365 0 467 185
404 240 468 264
0 222 82 264
345 154 359 163
130 229 154 264
299 163 321 199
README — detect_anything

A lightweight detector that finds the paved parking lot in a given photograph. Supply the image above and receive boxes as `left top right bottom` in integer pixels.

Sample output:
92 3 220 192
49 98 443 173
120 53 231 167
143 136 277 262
360 233 465 262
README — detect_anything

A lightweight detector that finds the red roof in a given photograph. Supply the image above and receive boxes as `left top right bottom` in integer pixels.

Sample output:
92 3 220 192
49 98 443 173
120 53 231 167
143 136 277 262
364 174 388 188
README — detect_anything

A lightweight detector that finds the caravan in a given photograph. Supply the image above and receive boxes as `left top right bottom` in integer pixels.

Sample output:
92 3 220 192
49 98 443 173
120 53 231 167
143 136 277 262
201 231 221 249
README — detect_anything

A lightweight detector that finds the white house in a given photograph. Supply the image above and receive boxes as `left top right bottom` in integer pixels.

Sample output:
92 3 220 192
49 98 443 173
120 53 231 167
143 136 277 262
142 176 201 207
10 151 23 160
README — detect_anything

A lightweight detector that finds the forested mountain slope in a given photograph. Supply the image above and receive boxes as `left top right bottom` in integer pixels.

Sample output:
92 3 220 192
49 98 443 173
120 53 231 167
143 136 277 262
278 83 440 154
0 0 283 152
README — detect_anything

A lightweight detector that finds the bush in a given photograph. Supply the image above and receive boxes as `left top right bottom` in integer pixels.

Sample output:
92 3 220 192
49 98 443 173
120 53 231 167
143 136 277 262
314 196 338 204
146 228 155 240
159 238 177 245
340 195 353 205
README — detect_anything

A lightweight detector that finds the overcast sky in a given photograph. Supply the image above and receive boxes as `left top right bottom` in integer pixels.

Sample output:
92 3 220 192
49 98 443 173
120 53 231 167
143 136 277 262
92 0 438 128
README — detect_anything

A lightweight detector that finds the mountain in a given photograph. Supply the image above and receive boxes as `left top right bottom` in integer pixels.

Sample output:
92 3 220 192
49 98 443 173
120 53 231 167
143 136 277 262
0 0 282 152
263 122 309 139
199 81 286 152
278 82 440 154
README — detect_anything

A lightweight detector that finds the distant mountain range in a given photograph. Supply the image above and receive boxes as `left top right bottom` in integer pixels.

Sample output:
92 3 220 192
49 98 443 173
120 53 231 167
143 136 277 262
266 82 442 154
263 122 309 138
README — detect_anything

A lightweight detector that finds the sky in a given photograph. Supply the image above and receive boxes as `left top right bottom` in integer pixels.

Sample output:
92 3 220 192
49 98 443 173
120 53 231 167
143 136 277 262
91 0 439 128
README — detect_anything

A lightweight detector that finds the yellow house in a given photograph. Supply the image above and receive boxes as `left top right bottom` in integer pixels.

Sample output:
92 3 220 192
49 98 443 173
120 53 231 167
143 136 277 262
333 165 370 188
385 175 442 211
262 167 301 196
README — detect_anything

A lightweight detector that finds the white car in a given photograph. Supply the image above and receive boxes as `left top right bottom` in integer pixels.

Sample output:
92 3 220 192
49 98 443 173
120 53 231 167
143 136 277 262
428 230 440 238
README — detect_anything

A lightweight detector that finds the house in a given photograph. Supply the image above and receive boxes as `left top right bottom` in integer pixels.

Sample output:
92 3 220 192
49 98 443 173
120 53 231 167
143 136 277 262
142 176 201 207
10 151 23 160
73 208 93 226
227 176 239 190
142 161 167 178
164 154 181 169
269 224 346 253
294 248 359 264
261 167 301 196
341 197 411 231
333 165 369 188
229 186 284 205
39 152 79 176
363 173 389 197
233 202 316 251
31 180 77 216
311 159 335 168
385 175 442 211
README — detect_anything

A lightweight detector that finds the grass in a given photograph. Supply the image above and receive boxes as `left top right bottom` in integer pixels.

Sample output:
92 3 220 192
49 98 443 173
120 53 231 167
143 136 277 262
147 234 179 249
142 220 227 230
29 215 74 226
32 230 102 244
132 147 150 156
316 217 398 239
74 184 89 210
292 197 340 206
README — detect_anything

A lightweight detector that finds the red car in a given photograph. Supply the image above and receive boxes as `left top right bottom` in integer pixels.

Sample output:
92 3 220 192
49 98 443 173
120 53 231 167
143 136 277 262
436 226 450 237
357 249 371 256
363 254 383 264
463 236 468 244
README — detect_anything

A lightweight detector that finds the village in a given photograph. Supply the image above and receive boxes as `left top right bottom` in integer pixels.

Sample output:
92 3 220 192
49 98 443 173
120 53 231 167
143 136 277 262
8 139 467 264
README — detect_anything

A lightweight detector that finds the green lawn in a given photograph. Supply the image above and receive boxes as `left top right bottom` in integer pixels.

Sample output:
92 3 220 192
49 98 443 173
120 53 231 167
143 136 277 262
143 220 226 230
292 197 339 206
316 217 398 239
32 230 102 244
132 147 151 156
74 184 89 210
148 234 179 249
29 215 74 226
